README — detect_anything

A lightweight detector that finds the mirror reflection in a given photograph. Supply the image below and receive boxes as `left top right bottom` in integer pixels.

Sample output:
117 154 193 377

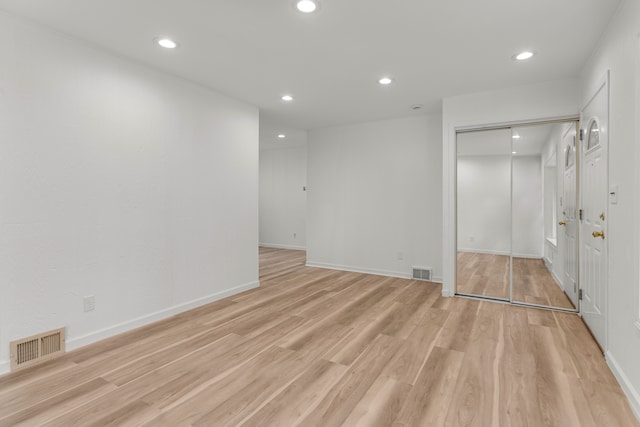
456 121 578 310
456 129 512 300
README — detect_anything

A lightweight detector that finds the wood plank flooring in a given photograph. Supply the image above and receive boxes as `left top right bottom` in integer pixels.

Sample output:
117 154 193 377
512 257 575 309
457 252 575 310
456 252 509 299
0 247 637 426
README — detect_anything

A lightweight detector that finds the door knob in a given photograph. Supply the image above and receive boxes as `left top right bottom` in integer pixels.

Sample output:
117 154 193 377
592 231 605 239
559 221 566 226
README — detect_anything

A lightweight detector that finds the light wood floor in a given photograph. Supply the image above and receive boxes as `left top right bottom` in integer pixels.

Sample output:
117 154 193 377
457 252 575 310
512 257 575 309
0 247 637 426
456 252 510 299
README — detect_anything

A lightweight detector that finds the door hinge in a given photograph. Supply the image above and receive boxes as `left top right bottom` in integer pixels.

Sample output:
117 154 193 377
579 209 583 220
579 289 583 300
579 129 584 141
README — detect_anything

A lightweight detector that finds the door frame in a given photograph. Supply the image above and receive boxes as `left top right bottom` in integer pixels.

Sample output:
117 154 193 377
449 117 580 313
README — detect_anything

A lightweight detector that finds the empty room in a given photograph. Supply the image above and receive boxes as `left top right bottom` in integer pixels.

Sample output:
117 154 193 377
1 0 640 426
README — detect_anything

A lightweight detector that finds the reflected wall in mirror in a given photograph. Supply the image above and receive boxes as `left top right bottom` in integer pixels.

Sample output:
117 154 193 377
511 123 577 310
455 121 579 311
456 129 511 300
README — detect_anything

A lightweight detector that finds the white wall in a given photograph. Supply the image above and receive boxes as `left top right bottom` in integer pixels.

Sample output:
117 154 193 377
442 78 582 296
457 154 543 258
307 115 442 280
512 155 543 258
457 155 511 254
0 13 259 374
259 144 307 250
580 0 640 418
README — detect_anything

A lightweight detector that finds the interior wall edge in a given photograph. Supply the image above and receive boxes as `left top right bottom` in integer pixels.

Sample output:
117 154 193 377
65 280 259 353
606 351 640 421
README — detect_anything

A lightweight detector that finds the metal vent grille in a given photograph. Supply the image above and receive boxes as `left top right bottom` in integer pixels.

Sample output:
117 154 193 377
412 267 432 281
10 328 65 372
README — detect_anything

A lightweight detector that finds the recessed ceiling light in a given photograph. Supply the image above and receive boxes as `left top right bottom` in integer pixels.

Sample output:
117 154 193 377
512 151 517 154
277 134 286 139
512 135 521 139
281 95 294 101
157 38 177 49
514 51 534 61
296 0 318 13
378 77 393 85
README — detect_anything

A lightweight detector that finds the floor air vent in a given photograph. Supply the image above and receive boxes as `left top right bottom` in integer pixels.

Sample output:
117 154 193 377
10 328 65 372
412 267 432 281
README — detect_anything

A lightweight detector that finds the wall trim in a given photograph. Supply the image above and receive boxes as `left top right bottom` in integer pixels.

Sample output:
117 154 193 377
512 253 543 259
457 248 542 259
305 261 443 285
606 351 640 421
457 248 510 256
306 261 411 280
441 288 454 298
0 360 9 376
66 280 259 352
259 243 306 251
551 270 564 291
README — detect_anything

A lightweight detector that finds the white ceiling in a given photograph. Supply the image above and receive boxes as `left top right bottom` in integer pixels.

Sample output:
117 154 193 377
0 0 621 131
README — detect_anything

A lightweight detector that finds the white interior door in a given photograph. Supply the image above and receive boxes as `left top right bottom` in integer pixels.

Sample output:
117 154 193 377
580 74 609 348
562 125 578 307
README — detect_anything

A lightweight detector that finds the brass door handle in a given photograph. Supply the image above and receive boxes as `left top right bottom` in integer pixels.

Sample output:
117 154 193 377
592 231 605 239
559 221 566 226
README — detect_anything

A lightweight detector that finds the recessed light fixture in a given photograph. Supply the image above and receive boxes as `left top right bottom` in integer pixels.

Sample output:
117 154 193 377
512 135 521 139
277 134 286 139
378 77 393 85
514 51 534 61
512 151 517 154
281 95 294 101
296 0 318 13
157 38 178 49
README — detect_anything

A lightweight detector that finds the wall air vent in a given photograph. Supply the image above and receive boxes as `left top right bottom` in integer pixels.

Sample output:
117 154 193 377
10 328 65 372
412 267 432 281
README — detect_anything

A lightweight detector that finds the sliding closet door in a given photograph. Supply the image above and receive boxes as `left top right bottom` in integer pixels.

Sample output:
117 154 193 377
511 123 577 310
456 129 512 300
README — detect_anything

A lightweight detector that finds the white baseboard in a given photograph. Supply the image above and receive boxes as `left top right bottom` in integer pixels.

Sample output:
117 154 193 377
606 351 640 421
66 280 259 352
0 360 9 376
458 249 542 259
512 253 543 259
259 243 306 251
551 270 564 291
441 288 453 297
306 261 411 280
458 248 510 256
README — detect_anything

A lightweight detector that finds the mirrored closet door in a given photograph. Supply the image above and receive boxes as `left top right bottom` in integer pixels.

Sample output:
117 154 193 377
456 129 512 301
456 121 579 311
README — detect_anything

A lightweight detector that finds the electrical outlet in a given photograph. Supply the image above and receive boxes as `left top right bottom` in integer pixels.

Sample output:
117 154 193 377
469 236 475 242
397 252 404 260
83 295 95 312
293 233 297 239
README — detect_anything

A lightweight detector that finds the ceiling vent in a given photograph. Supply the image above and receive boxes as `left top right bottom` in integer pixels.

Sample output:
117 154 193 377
10 328 66 372
412 267 432 281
